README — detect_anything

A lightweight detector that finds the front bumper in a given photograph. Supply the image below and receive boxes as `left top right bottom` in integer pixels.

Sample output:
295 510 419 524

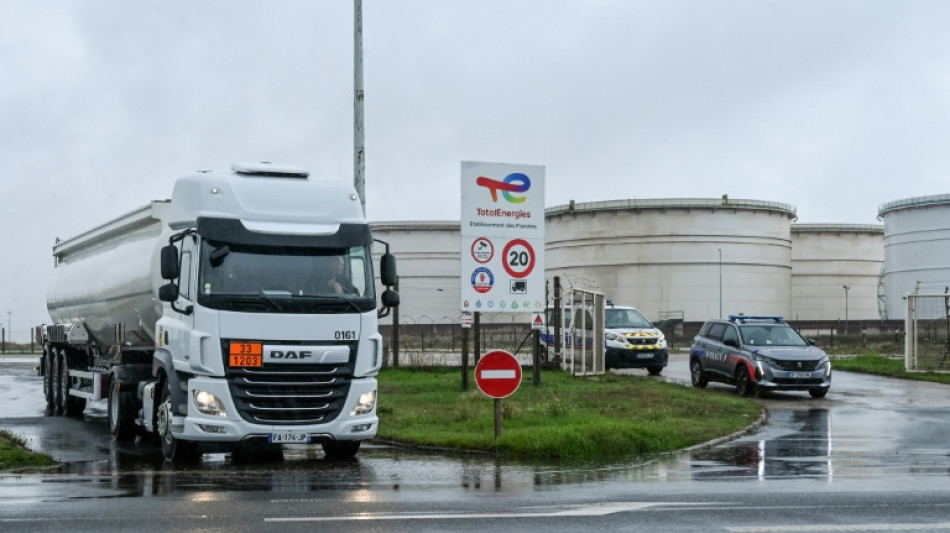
755 363 832 391
171 376 378 443
605 347 669 369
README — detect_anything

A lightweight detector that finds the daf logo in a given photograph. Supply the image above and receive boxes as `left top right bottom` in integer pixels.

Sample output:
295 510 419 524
271 350 313 359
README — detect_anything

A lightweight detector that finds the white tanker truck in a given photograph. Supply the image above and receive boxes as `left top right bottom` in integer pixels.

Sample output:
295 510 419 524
37 162 399 462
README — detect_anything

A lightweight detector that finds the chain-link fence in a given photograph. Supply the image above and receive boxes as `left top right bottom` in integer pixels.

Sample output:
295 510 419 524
905 294 950 372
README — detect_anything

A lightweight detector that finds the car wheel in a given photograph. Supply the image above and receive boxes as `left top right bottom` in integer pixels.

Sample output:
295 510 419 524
647 366 663 376
809 388 828 399
690 359 708 389
735 366 757 397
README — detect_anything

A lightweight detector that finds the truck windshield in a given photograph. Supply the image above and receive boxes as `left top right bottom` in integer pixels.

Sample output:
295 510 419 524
196 242 376 314
605 308 653 329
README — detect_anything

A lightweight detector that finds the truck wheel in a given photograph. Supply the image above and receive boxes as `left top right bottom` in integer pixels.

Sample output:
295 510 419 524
157 378 199 462
43 348 55 415
57 350 86 417
108 378 136 442
52 350 65 416
322 440 361 461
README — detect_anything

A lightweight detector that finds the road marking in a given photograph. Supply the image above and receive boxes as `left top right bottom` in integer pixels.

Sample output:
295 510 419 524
265 501 706 522
728 523 950 532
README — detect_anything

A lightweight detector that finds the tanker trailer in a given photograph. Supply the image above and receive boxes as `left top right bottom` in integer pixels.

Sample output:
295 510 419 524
38 162 399 462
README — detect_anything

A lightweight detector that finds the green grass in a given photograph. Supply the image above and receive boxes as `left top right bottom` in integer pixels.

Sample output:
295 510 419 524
833 355 950 385
377 367 762 461
0 428 56 471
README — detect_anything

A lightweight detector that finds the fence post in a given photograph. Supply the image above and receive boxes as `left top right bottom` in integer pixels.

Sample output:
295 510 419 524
461 325 469 391
392 277 400 367
474 312 481 365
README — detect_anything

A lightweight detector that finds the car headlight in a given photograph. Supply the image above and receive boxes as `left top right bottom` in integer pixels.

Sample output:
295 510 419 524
605 332 621 341
756 355 779 367
351 390 377 416
193 390 227 417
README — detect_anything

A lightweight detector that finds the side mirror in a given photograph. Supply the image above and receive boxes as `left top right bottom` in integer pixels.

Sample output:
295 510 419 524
158 283 179 302
161 245 180 280
807 338 817 346
380 253 397 287
381 288 400 308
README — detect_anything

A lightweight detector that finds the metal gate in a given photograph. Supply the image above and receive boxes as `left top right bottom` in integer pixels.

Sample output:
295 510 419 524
561 289 605 376
905 292 950 372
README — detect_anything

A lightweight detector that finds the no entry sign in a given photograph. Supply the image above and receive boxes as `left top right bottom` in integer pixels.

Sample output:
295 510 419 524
475 350 522 399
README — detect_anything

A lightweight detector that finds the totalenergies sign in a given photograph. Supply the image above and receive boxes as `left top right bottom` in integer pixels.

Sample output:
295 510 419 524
461 162 544 239
461 162 545 313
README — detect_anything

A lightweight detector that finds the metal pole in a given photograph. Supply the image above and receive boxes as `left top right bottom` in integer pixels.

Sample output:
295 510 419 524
6 311 10 345
353 0 366 214
461 326 469 391
843 285 850 335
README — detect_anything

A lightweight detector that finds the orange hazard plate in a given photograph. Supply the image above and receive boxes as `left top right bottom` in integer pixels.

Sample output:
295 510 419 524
229 342 263 367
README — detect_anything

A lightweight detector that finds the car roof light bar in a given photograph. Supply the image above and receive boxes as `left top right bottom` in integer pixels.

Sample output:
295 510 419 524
727 315 784 323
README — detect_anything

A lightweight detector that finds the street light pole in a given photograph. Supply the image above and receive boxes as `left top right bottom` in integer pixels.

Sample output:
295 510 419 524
353 0 366 215
843 285 850 335
718 249 722 318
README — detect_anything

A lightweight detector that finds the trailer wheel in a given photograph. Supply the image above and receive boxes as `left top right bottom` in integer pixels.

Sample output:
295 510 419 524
157 378 198 462
42 348 55 415
322 440 361 461
57 350 86 417
109 378 136 442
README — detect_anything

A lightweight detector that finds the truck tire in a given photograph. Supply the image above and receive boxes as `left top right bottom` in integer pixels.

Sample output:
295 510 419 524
43 348 55 415
157 378 199 462
52 350 65 416
322 440 361 461
108 378 137 442
57 350 86 417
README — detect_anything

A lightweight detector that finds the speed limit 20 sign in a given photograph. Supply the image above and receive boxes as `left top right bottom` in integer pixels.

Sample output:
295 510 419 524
502 239 535 279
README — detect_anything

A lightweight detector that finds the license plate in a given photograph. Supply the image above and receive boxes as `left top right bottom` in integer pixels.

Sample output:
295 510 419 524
636 353 654 359
269 433 309 444
789 372 812 379
229 342 263 367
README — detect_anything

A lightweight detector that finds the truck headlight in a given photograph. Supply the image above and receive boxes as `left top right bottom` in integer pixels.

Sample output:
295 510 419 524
352 390 376 416
193 390 227 417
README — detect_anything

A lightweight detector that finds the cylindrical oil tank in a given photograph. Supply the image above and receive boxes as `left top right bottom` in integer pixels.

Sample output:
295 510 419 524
370 221 461 325
878 194 950 320
47 202 169 346
545 198 797 322
790 224 884 321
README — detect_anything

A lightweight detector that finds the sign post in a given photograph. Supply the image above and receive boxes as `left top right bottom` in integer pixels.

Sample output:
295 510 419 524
475 350 522 437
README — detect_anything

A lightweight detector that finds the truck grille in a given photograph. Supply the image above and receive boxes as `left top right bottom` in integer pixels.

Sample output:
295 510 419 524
223 341 356 425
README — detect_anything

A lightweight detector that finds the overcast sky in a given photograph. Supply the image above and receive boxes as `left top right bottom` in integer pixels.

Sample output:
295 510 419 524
3 1 949 339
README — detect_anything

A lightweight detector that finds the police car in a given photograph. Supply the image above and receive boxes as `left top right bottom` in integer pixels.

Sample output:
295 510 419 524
689 315 831 398
541 304 669 374
602 305 668 374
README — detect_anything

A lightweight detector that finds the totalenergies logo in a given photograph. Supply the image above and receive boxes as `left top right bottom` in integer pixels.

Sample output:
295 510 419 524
476 173 531 203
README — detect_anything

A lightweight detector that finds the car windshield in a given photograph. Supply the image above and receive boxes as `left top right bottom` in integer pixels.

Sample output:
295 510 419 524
739 325 808 347
605 308 653 329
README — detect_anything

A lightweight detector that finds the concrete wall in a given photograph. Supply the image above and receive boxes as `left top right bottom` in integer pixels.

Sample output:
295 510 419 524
790 224 884 321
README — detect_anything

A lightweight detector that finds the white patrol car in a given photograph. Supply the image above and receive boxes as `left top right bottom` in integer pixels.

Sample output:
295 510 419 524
604 305 668 375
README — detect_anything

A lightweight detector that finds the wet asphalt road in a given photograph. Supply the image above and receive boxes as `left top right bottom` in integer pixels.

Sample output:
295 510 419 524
2 353 950 532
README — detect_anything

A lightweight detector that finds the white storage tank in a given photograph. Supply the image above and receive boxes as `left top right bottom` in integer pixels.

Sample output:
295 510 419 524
370 221 461 325
878 194 950 320
545 198 797 322
790 224 884 321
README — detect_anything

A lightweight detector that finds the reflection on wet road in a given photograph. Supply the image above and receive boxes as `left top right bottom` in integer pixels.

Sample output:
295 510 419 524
2 354 950 500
